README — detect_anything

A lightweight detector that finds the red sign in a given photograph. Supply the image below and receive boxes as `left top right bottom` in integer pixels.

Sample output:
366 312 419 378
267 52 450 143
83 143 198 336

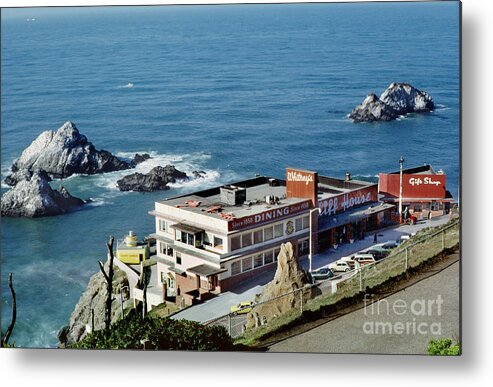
286 168 318 206
379 173 447 199
318 185 378 216
228 200 312 231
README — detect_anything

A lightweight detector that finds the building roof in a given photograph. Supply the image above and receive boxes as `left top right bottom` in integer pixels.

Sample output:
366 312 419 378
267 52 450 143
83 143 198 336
383 164 444 176
154 174 377 226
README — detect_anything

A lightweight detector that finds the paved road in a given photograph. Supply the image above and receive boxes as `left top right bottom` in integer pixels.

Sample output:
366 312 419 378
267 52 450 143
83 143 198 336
268 257 460 354
171 215 453 323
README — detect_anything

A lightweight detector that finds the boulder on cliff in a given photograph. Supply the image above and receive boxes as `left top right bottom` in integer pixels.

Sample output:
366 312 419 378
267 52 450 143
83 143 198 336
5 121 132 186
58 264 130 347
245 242 320 329
0 169 86 217
348 83 435 123
116 165 188 192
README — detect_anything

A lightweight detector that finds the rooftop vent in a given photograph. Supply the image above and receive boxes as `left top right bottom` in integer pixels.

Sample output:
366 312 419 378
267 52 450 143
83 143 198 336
220 185 246 206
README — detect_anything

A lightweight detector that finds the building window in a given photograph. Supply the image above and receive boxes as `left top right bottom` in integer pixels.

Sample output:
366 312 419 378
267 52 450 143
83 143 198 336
160 242 173 257
242 233 253 247
231 235 241 251
231 261 241 276
254 254 263 268
254 229 263 244
203 233 211 246
160 272 166 283
181 231 188 244
213 236 223 250
295 217 303 232
274 247 281 262
264 226 273 241
187 233 195 246
159 219 167 232
274 223 283 238
302 215 310 229
176 253 182 265
242 257 252 272
175 229 181 242
264 251 274 265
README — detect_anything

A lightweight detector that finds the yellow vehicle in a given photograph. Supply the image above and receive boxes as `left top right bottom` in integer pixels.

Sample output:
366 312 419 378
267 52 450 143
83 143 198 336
230 301 254 315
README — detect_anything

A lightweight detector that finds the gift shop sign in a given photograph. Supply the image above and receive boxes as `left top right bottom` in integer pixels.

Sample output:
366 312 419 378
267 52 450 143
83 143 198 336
318 186 378 216
228 200 311 231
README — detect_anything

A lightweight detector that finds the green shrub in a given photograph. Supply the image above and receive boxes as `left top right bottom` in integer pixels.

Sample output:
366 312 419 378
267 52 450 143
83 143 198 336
72 311 235 350
428 338 460 355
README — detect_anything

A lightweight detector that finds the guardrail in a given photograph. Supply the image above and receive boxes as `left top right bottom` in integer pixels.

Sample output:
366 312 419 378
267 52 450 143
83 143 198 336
205 218 459 339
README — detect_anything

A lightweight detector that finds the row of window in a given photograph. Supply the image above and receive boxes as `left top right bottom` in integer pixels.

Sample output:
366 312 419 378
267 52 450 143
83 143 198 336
230 247 281 276
159 242 181 264
230 215 310 252
158 218 224 250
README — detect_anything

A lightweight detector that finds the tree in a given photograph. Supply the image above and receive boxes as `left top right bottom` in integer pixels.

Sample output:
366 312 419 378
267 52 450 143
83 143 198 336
1 273 17 348
98 236 115 332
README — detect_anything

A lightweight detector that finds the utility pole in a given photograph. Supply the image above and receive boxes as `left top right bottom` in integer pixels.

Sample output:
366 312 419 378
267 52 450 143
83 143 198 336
398 156 405 223
308 207 321 273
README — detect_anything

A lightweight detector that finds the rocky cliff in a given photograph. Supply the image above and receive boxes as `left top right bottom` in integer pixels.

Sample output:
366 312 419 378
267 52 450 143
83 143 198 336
349 82 435 122
5 121 132 186
0 169 86 217
246 243 319 329
58 263 130 347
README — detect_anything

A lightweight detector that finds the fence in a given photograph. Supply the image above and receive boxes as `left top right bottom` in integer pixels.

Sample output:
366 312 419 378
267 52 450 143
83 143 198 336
205 218 459 340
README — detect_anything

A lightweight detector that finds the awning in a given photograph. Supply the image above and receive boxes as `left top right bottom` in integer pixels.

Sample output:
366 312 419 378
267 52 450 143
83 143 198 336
170 223 205 234
318 202 395 232
187 264 227 277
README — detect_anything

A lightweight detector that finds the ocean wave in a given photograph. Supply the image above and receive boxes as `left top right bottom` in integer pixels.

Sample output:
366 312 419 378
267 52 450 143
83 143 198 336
117 83 134 89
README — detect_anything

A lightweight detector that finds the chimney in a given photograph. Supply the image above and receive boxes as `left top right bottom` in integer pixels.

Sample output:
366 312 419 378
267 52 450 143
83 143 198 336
345 171 351 181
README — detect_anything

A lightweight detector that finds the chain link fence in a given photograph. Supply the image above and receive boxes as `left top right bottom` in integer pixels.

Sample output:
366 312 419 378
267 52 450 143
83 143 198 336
205 219 459 339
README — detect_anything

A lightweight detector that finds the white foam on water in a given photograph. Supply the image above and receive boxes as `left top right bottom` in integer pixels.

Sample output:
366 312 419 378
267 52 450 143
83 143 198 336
117 82 134 88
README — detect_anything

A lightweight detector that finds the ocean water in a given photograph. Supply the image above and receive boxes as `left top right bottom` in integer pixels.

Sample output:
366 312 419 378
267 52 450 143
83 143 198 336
0 2 460 347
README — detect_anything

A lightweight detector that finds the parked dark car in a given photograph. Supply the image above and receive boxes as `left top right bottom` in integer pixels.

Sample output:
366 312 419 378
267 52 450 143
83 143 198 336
311 267 335 281
363 249 389 261
381 241 399 250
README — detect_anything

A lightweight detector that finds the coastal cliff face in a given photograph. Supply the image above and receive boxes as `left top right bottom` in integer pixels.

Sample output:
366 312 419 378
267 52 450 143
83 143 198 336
349 82 435 122
0 169 86 217
5 121 132 186
58 264 130 347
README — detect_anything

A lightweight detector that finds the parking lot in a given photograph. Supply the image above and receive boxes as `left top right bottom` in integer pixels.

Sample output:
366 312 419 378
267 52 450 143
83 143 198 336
171 215 452 324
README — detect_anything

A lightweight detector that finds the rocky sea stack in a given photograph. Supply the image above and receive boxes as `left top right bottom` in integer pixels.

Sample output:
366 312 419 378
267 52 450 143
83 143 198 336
116 165 189 192
5 121 132 186
349 82 435 123
245 242 320 329
0 169 86 217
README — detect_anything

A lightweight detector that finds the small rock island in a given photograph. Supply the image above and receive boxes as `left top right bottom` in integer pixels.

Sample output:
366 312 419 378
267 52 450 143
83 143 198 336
1 169 87 217
348 82 435 123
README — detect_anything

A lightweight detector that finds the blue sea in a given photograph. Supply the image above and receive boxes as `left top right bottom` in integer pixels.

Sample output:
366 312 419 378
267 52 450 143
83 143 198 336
1 2 460 347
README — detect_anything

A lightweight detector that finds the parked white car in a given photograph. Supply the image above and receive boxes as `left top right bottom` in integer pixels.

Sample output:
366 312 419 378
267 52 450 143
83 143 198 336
329 260 352 272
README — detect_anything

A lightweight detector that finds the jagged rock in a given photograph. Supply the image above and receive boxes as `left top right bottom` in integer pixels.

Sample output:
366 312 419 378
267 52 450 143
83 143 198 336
58 264 129 347
348 93 397 122
192 170 207 179
5 121 132 186
132 153 151 165
116 165 188 192
0 169 86 217
245 242 319 329
349 83 435 123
